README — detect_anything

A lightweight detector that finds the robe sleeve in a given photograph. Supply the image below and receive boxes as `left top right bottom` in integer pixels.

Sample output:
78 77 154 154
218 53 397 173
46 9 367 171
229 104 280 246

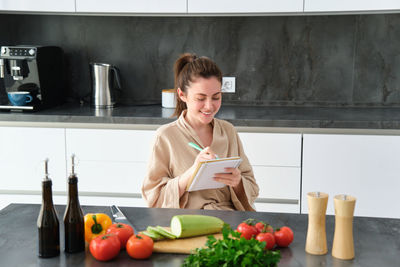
229 131 259 211
141 133 189 208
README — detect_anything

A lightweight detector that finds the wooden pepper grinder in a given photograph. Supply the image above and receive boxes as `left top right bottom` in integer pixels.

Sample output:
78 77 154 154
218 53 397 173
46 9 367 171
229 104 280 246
305 191 328 255
332 194 356 260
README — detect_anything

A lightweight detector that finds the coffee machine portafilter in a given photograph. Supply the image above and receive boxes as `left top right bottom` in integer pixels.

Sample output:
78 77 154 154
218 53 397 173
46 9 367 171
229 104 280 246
0 46 66 111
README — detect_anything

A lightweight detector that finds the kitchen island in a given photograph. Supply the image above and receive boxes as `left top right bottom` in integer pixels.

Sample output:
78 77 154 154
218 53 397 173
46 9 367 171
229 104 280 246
0 204 399 266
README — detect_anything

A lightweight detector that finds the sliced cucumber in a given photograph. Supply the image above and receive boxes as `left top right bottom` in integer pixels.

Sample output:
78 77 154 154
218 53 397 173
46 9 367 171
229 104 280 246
170 215 225 238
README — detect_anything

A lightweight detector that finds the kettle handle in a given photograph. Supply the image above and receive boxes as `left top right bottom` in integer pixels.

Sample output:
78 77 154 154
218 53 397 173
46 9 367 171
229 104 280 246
111 66 122 90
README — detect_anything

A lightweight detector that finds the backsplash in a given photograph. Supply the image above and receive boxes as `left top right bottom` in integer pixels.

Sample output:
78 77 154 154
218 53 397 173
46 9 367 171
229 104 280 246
0 13 399 107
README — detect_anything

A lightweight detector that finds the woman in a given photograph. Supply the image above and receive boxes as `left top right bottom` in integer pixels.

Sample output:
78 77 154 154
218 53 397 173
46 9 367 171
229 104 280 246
141 53 259 211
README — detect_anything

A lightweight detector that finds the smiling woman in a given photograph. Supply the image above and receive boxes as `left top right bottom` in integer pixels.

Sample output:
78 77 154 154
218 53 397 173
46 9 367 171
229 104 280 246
141 53 259 211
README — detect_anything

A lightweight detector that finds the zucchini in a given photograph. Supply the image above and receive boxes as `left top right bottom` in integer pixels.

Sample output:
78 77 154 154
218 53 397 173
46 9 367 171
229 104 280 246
146 226 177 239
141 230 165 241
170 215 224 238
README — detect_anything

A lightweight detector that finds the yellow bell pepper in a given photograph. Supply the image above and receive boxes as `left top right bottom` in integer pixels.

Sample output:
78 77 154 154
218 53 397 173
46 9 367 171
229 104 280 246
84 213 112 242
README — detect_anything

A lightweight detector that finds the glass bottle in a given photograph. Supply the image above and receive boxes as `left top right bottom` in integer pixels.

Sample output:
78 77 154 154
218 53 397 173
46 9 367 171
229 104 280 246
63 154 85 253
37 158 60 258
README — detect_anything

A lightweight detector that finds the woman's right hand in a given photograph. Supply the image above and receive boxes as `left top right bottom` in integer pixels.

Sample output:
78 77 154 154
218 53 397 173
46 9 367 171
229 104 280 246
193 147 217 165
178 147 217 197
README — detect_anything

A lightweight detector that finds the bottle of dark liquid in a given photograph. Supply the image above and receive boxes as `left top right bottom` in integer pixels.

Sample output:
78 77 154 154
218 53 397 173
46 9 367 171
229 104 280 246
64 154 85 253
37 158 60 258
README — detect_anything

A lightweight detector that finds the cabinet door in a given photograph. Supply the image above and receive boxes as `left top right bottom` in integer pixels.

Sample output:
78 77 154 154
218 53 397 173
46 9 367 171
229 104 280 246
65 128 155 195
76 0 187 13
0 127 67 192
188 0 303 13
238 132 302 167
302 134 400 219
305 0 400 12
0 0 75 12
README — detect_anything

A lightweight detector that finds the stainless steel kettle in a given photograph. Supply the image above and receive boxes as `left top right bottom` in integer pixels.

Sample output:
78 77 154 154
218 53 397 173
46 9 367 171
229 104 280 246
90 63 121 109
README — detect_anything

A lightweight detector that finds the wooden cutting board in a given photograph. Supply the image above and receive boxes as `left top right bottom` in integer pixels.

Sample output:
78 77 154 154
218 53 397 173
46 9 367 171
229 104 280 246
153 233 223 254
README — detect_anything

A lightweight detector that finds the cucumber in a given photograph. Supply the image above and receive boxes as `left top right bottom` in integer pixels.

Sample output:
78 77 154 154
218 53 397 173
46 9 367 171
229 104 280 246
170 215 225 238
147 226 177 239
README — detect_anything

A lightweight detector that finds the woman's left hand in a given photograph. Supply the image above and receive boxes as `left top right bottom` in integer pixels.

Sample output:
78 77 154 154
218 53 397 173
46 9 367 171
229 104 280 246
213 167 242 188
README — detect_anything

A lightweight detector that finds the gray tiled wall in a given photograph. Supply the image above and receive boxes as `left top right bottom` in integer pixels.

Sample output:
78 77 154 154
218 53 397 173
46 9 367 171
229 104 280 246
0 14 399 107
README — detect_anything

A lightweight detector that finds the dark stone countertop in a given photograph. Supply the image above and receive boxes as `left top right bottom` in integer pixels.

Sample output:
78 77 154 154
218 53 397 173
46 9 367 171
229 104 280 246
2 103 400 130
1 203 399 267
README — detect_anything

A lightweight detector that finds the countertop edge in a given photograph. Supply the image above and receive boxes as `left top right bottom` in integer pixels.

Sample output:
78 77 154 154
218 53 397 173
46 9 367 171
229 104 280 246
2 120 400 135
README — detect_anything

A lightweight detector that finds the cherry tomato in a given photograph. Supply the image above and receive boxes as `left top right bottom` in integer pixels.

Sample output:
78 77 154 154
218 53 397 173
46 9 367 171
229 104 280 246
106 223 134 249
256 232 276 250
274 226 294 247
89 234 121 261
126 234 154 259
236 222 258 240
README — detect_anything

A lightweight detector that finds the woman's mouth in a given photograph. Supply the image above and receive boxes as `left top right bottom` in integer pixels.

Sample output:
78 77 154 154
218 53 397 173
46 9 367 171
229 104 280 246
201 111 212 116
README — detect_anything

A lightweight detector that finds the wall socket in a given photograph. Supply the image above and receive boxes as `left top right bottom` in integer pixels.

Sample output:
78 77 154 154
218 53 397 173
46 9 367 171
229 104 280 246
222 77 236 93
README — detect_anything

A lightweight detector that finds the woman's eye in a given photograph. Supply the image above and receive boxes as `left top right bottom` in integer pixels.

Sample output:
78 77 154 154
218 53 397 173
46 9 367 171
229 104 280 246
196 98 205 101
212 97 220 100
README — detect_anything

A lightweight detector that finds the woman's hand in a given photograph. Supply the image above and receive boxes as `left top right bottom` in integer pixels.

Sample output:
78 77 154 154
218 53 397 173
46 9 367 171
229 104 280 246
213 167 242 188
193 147 217 165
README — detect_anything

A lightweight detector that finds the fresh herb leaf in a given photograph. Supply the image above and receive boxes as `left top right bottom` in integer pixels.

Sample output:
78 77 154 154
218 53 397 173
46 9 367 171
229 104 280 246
182 224 281 267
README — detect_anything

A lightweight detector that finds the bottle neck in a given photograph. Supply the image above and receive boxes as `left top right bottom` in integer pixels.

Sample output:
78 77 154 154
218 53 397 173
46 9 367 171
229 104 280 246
67 175 79 205
42 180 54 206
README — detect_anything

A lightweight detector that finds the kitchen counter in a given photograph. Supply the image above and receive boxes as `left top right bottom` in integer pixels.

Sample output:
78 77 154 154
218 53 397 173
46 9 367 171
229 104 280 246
1 203 399 266
1 103 400 133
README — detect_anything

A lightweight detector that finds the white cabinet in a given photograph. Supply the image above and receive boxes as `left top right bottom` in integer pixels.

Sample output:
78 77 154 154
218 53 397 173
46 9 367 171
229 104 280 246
188 0 304 14
302 134 400 219
0 0 75 12
65 128 156 196
0 127 67 209
304 0 400 13
76 0 187 13
239 132 302 213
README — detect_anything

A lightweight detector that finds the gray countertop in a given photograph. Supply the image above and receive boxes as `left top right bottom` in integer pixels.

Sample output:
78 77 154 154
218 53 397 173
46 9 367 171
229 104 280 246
1 203 399 267
2 103 400 130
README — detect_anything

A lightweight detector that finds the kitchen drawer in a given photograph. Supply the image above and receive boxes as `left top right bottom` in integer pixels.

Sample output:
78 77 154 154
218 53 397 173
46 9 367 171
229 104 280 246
76 0 186 13
73 161 147 194
66 129 155 162
238 133 302 167
253 166 301 200
0 127 67 192
254 202 299 214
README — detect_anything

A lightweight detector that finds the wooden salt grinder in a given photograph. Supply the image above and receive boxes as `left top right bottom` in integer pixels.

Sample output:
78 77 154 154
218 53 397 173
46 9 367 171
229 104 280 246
305 192 328 255
332 194 356 260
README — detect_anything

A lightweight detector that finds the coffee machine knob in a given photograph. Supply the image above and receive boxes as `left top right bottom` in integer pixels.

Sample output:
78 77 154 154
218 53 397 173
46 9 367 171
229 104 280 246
1 47 7 55
28 49 35 56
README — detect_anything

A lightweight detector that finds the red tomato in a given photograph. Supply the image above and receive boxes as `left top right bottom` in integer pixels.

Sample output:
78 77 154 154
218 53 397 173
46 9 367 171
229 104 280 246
236 222 258 240
256 232 276 250
126 234 154 259
106 223 134 249
255 222 274 234
89 234 121 261
274 226 294 247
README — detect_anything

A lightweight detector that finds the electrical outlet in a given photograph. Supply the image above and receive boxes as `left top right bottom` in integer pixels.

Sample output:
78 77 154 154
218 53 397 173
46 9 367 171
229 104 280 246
222 77 236 93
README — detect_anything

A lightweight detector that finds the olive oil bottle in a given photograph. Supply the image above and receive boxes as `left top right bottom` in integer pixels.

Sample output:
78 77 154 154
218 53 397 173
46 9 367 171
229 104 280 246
63 154 85 253
37 159 60 258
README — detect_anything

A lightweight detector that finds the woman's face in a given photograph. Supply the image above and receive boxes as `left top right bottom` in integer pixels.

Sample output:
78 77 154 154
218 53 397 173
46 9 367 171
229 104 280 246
178 76 222 127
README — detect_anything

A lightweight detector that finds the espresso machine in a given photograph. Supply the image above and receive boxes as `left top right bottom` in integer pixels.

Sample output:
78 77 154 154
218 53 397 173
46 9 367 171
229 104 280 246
0 45 65 111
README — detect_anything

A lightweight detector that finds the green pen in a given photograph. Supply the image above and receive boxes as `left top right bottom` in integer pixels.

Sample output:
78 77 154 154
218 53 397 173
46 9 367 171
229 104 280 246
188 142 219 159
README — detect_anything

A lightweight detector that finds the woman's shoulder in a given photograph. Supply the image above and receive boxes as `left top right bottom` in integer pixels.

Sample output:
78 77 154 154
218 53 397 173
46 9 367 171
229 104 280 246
155 119 181 138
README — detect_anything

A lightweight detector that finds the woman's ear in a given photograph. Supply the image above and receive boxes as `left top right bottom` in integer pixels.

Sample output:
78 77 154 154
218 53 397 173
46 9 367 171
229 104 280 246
177 88 187 102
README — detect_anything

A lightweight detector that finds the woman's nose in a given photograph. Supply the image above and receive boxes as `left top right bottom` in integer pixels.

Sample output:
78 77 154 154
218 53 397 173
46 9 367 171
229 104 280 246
204 99 213 109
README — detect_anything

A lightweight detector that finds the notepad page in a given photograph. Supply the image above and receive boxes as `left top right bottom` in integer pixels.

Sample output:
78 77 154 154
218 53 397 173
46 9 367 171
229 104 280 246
188 158 242 192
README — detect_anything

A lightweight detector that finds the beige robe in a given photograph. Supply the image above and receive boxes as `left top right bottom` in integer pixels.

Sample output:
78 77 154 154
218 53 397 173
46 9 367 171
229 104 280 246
141 111 259 211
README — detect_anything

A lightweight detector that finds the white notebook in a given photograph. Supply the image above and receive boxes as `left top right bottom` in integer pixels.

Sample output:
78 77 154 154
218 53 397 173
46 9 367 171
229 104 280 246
186 157 242 192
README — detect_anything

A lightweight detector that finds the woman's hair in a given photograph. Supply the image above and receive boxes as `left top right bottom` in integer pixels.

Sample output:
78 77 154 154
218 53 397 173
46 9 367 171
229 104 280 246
173 53 222 117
